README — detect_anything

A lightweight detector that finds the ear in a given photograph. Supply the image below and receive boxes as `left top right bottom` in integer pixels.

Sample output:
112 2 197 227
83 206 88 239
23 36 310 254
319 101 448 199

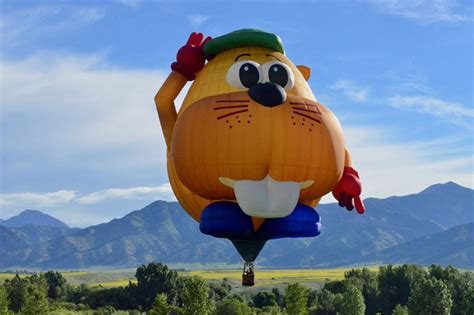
297 65 311 81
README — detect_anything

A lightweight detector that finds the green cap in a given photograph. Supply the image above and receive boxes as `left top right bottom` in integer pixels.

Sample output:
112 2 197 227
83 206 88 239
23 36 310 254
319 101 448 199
203 29 285 58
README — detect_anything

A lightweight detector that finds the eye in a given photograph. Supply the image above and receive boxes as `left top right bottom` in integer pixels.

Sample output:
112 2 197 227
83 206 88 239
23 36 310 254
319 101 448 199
226 61 262 89
262 61 295 90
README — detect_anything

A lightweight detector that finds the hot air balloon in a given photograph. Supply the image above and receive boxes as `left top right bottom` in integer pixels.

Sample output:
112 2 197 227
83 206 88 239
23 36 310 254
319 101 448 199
155 29 365 286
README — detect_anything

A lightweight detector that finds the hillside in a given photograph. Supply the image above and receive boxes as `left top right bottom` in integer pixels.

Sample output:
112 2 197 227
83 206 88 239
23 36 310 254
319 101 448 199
0 182 472 269
0 209 69 228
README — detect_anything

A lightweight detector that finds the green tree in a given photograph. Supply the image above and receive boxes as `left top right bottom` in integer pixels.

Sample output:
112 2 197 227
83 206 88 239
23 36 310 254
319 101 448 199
44 271 67 300
215 298 251 315
209 281 231 302
392 304 409 315
180 276 211 315
20 284 49 315
339 285 365 315
378 264 427 313
0 285 10 314
4 274 27 313
253 291 277 308
149 293 171 315
409 277 452 315
133 263 179 310
313 289 337 315
345 267 379 314
284 283 309 315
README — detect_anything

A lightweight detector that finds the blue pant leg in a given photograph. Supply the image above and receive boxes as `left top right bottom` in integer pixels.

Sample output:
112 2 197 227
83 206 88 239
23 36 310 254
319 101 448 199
255 203 321 240
199 201 254 239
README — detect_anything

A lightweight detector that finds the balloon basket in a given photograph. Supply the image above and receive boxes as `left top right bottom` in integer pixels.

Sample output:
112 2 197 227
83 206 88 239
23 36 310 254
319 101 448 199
242 261 255 286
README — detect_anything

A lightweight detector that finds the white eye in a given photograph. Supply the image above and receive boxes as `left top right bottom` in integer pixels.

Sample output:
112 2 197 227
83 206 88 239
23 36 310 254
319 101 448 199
261 61 295 90
226 60 262 89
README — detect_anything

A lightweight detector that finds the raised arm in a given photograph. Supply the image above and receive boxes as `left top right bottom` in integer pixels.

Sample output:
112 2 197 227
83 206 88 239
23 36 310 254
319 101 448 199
332 148 365 214
154 32 212 148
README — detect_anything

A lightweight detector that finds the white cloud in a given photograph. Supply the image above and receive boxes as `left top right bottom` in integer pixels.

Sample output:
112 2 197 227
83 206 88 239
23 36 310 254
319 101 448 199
363 0 468 23
0 5 105 48
1 184 175 210
0 190 77 209
388 95 474 128
188 14 209 26
1 53 175 177
76 184 176 204
330 80 369 102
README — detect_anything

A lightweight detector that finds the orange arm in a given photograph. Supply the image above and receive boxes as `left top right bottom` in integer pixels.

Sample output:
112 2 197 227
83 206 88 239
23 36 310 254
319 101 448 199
344 148 354 168
154 71 188 148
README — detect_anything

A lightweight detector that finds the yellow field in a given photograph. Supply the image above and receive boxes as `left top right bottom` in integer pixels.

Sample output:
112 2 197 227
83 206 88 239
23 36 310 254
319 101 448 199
1 267 380 288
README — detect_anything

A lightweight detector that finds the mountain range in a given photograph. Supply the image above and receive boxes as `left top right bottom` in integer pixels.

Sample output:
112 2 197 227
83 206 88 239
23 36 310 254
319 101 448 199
0 182 472 269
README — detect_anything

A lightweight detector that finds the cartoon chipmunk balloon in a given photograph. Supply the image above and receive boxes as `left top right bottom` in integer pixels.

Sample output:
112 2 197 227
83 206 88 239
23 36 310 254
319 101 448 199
155 29 365 268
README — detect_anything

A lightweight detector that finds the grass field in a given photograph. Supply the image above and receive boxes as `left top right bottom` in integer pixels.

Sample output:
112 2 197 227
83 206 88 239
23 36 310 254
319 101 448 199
0 267 380 289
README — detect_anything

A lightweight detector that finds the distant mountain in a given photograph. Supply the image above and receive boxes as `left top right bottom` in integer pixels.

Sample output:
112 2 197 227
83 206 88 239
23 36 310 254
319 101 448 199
0 182 472 269
0 209 69 228
368 223 474 268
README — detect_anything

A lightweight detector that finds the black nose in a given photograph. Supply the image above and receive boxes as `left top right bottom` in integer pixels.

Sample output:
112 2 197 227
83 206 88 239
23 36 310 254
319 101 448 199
248 83 286 107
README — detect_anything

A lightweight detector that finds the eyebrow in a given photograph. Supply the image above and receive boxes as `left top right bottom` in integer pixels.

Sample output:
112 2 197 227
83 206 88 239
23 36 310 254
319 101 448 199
235 53 251 61
266 54 282 61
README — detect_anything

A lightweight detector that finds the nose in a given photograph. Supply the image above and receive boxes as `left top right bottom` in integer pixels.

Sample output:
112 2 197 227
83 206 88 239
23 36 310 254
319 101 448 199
248 83 286 107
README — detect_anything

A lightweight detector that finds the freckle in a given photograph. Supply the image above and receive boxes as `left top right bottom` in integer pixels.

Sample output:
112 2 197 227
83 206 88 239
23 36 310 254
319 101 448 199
247 121 250 123
303 118 306 121
293 123 296 126
302 123 305 126
291 116 294 119
238 120 241 123
309 129 312 132
236 116 239 119
229 126 233 129
311 123 314 126
249 115 252 118
226 120 229 123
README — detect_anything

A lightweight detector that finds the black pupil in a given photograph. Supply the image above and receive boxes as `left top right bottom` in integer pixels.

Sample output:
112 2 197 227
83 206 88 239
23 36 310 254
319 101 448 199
239 63 260 88
269 64 288 87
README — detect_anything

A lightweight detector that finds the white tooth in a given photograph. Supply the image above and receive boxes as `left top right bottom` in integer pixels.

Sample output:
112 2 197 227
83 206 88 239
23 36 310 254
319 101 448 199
219 177 236 188
233 175 302 218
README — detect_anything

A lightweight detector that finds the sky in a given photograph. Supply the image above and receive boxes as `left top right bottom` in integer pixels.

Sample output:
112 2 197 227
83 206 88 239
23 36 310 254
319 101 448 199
0 0 472 227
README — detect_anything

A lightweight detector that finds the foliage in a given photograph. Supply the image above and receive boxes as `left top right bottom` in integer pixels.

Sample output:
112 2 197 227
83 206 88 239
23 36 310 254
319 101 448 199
215 298 252 315
149 293 171 315
284 283 309 315
44 270 68 299
20 283 50 314
0 285 10 314
339 285 365 315
344 267 379 314
392 304 409 315
133 263 179 310
4 274 27 312
208 281 231 302
409 277 452 315
179 276 212 315
253 291 277 308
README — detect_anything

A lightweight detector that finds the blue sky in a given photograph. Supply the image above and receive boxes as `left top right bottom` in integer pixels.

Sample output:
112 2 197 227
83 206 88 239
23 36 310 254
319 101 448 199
1 0 472 226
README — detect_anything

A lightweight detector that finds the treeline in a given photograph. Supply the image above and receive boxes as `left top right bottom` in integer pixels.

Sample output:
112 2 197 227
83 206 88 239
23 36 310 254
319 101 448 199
0 263 473 314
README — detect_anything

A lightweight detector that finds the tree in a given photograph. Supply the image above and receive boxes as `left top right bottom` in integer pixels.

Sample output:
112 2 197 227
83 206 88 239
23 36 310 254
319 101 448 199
392 304 409 315
209 281 231 302
339 285 365 315
409 277 452 315
20 284 49 315
284 283 309 315
253 291 277 308
378 264 427 313
313 289 337 315
133 263 179 310
180 276 212 315
345 267 379 314
215 298 251 315
4 274 27 313
0 285 10 314
44 271 67 299
149 293 171 315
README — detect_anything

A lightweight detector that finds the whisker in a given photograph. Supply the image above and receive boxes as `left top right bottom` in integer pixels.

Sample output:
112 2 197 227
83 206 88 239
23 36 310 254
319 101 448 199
217 109 249 120
291 102 320 108
216 100 250 103
213 105 249 110
291 107 321 114
293 111 321 123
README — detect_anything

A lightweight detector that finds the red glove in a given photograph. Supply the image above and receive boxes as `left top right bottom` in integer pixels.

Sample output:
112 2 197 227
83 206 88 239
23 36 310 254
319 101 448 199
332 167 365 214
171 32 212 81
